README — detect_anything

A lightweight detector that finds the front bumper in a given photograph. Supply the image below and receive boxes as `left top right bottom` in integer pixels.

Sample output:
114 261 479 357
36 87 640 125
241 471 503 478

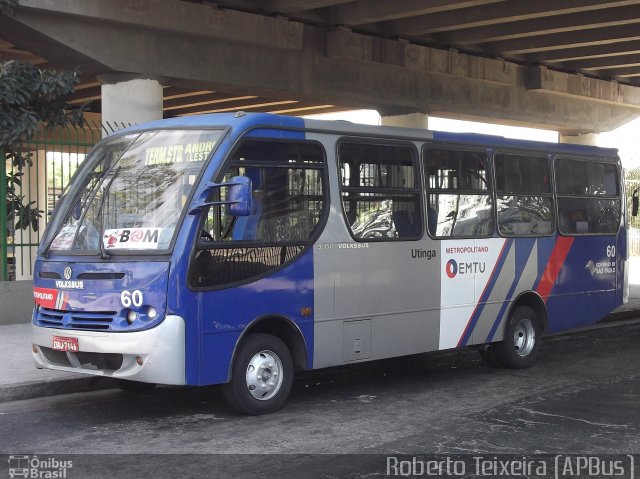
32 315 186 385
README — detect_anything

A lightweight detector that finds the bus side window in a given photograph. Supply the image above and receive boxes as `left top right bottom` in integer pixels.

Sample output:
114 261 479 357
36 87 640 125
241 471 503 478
555 158 621 235
190 139 327 288
423 147 493 238
338 142 422 241
495 153 554 237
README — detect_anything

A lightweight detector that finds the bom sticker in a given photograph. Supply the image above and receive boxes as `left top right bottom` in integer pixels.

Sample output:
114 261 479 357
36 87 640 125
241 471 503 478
103 228 161 249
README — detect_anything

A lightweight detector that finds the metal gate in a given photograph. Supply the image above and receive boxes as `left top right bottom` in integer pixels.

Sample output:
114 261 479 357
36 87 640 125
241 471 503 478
1 121 128 281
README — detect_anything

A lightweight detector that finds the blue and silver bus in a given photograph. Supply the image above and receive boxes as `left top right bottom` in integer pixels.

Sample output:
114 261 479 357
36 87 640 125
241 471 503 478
31 113 628 414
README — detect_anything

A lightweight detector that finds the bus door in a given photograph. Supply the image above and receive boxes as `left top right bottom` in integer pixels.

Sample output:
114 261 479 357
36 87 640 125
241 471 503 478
424 145 506 348
330 141 439 363
189 134 328 384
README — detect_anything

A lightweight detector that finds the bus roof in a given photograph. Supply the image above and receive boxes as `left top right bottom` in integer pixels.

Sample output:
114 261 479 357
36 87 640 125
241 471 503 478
114 112 619 158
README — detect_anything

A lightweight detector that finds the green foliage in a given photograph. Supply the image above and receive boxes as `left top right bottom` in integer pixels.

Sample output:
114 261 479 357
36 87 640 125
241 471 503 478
1 60 82 233
625 167 640 182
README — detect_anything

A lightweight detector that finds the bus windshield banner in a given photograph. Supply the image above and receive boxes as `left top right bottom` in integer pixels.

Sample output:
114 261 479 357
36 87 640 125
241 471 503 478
103 228 161 249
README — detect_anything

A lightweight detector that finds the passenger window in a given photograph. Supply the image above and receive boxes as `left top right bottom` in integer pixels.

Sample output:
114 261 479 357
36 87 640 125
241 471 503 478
201 141 325 244
556 159 619 196
494 154 553 236
191 139 326 288
338 142 422 240
555 158 620 235
424 147 493 237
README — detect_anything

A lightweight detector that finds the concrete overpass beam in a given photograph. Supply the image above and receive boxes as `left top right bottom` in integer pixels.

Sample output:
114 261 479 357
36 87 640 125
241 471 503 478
16 0 304 51
7 0 640 133
527 66 640 108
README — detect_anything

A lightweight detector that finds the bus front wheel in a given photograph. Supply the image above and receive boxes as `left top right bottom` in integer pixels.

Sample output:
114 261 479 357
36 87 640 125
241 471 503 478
491 306 541 369
222 333 293 415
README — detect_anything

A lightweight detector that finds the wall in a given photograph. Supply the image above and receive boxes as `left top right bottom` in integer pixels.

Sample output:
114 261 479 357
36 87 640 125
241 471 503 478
0 280 33 325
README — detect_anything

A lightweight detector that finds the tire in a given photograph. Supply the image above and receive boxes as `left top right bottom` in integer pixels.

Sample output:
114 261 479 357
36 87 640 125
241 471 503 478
494 305 541 369
478 344 502 368
222 333 293 415
116 379 157 392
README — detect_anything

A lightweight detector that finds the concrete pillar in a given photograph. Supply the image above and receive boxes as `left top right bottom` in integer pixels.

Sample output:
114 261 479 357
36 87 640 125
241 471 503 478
559 131 599 146
98 76 163 136
380 112 428 129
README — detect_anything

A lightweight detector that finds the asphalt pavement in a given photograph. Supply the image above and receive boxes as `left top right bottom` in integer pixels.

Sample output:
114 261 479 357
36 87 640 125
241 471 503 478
0 318 640 478
2 267 640 405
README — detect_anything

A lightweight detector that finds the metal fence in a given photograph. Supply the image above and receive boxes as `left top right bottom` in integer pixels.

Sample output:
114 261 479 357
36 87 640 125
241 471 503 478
627 177 640 257
1 121 129 281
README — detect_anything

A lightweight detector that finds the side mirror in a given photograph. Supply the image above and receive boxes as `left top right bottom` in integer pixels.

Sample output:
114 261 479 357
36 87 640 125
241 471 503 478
188 176 252 215
633 192 639 217
227 176 252 216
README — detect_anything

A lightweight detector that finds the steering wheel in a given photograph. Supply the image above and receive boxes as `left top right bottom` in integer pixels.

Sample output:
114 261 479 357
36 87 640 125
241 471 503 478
200 229 214 242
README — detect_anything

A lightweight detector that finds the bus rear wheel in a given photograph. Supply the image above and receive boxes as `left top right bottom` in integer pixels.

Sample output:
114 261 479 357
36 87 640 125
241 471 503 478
493 306 541 369
222 333 293 415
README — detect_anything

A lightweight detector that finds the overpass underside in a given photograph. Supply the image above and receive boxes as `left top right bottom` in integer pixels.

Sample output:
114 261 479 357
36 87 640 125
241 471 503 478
2 0 640 133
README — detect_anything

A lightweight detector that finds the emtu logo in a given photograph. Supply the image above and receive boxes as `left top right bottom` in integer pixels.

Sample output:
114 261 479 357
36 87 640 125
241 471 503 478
445 259 486 277
445 259 458 278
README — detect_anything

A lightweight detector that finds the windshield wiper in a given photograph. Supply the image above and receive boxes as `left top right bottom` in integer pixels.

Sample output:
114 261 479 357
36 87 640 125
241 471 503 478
98 167 120 260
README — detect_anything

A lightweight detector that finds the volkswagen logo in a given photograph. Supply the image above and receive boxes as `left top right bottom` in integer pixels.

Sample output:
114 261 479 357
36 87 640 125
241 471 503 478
63 267 72 280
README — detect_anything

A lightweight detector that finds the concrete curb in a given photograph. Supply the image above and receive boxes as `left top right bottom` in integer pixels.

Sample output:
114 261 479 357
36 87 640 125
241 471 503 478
0 376 118 404
602 309 640 323
552 315 640 336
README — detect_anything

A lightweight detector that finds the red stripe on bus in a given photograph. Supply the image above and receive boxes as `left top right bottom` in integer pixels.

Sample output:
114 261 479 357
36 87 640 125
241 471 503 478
456 239 510 348
536 237 574 301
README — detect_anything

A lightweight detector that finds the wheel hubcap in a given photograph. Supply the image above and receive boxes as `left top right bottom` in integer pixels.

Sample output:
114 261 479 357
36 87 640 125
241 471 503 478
513 318 535 357
245 350 283 401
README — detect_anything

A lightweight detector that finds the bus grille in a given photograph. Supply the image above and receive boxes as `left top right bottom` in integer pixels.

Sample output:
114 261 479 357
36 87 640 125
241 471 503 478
36 307 117 331
41 347 123 371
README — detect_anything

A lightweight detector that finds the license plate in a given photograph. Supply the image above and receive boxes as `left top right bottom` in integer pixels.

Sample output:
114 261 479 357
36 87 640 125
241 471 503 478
52 336 79 352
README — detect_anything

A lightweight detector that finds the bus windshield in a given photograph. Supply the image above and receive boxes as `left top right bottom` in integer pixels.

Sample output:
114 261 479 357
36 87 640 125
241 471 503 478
47 129 223 254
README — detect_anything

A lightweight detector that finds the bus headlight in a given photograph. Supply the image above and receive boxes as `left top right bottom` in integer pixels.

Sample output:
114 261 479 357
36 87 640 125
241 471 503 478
126 310 138 324
147 307 157 319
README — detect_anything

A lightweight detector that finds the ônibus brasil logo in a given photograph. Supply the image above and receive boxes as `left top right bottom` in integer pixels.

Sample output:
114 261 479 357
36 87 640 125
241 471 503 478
446 259 458 278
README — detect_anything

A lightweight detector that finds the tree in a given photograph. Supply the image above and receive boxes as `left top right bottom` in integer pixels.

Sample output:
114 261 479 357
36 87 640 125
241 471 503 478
0 60 82 232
